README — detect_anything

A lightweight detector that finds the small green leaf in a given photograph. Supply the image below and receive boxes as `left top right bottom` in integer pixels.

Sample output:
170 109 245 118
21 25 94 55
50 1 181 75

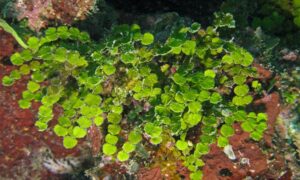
151 88 161 96
220 125 234 137
103 143 117 155
79 106 90 116
222 54 233 64
241 121 254 132
182 40 196 55
41 95 60 106
210 92 222 104
31 71 45 83
117 151 129 162
139 66 151 76
57 26 70 39
103 64 116 75
233 75 246 85
2 76 14 86
27 37 40 51
84 94 102 106
69 27 80 39
176 140 188 151
234 85 249 96
241 49 253 66
111 106 123 114
200 134 215 144
94 116 104 126
141 32 154 45
58 116 72 127
20 49 33 61
186 113 202 126
144 123 162 137
144 74 158 86
232 96 243 106
18 99 31 109
54 124 68 136
73 126 87 138
105 134 118 145
121 53 135 64
144 123 155 134
77 116 92 128
200 77 215 90
128 131 142 144
242 95 253 105
196 47 208 59
37 46 52 60
217 136 229 147
79 31 90 42
257 113 267 121
198 90 210 101
188 102 202 113
30 61 41 71
173 73 186 85
107 113 122 124
170 102 185 113
34 92 43 101
54 47 67 62
152 126 163 137
68 52 87 66
63 136 78 149
10 52 23 66
150 136 163 145
35 121 48 131
45 27 58 41
196 143 210 154
160 64 170 72
248 112 257 119
122 142 136 153
250 131 263 141
38 105 53 119
19 65 30 75
175 93 185 103
204 69 216 78
108 124 121 135
257 122 267 132
27 81 40 92
252 80 261 89
9 70 21 80
190 171 203 180
225 116 235 125
233 110 247 121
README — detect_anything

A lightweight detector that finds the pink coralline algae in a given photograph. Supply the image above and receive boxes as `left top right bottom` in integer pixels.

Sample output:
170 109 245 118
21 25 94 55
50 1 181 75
15 0 97 31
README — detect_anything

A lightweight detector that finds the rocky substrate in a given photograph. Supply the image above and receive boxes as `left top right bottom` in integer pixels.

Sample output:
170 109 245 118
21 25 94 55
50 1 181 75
0 64 85 179
0 25 299 180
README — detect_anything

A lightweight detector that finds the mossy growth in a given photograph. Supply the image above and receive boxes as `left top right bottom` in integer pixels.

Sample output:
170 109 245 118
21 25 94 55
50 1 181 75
1 14 268 179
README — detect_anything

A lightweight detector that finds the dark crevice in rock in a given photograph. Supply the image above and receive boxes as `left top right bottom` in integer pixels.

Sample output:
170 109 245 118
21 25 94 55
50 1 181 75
106 0 223 25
